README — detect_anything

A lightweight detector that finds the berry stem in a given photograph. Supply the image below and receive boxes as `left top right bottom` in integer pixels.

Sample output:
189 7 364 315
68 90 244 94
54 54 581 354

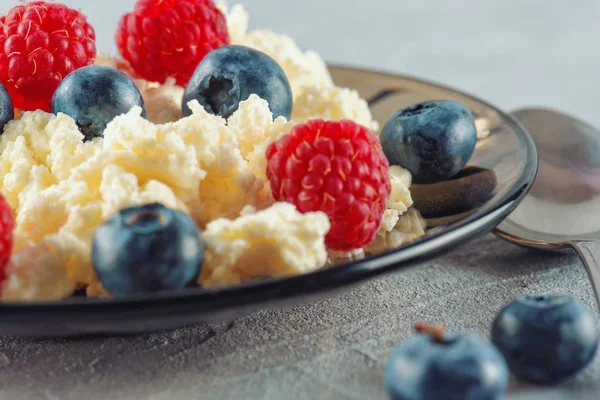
415 322 447 342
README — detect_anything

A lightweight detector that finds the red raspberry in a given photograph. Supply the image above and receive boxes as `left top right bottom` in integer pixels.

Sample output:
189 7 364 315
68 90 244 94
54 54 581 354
115 0 229 87
0 1 97 112
267 120 391 251
0 194 14 284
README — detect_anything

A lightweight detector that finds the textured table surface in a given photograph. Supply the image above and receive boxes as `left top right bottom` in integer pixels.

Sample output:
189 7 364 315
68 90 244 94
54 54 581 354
1 237 598 400
3 0 600 399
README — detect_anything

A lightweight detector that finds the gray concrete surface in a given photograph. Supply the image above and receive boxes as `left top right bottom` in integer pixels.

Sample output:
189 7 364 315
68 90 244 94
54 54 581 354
0 236 598 399
3 0 600 399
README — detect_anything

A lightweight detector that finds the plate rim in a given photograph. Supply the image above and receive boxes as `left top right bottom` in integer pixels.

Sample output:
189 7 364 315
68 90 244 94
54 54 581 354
0 65 538 321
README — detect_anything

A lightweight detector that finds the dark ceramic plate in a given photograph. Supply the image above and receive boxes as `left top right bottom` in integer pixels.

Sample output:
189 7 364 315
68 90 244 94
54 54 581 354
0 66 537 337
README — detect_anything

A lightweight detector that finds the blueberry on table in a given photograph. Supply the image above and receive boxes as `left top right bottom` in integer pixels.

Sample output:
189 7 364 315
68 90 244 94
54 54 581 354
182 45 293 120
380 100 477 184
92 203 204 296
0 83 14 133
51 65 146 140
384 323 508 400
491 295 599 384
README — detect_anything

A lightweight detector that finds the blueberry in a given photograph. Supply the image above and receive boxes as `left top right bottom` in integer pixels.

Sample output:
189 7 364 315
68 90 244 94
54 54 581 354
182 45 292 120
92 203 204 296
0 83 14 133
384 324 508 400
491 295 599 384
51 65 146 141
380 100 477 184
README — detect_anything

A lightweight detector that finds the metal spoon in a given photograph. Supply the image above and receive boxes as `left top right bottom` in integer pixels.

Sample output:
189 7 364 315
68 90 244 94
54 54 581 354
496 107 600 305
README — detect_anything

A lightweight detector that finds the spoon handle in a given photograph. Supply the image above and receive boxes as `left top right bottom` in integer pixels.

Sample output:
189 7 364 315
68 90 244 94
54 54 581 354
572 240 600 307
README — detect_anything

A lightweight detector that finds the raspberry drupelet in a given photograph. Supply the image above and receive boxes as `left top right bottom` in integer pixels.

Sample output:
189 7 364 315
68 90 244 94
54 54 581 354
0 1 97 112
116 0 230 87
0 194 14 284
266 119 391 251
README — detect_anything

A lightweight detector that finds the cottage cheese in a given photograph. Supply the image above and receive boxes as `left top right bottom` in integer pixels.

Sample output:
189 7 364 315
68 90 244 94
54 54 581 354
292 85 379 132
380 209 400 233
1 242 75 301
0 2 426 300
201 202 330 287
227 95 294 180
365 208 427 254
366 166 422 254
0 101 268 299
386 166 414 214
374 166 414 237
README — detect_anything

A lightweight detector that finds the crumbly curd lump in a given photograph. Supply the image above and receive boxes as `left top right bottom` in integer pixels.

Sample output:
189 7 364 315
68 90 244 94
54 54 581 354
0 2 425 300
201 203 330 287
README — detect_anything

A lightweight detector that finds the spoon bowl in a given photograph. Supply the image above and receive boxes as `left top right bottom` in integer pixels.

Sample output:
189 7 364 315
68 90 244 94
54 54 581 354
496 107 600 303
